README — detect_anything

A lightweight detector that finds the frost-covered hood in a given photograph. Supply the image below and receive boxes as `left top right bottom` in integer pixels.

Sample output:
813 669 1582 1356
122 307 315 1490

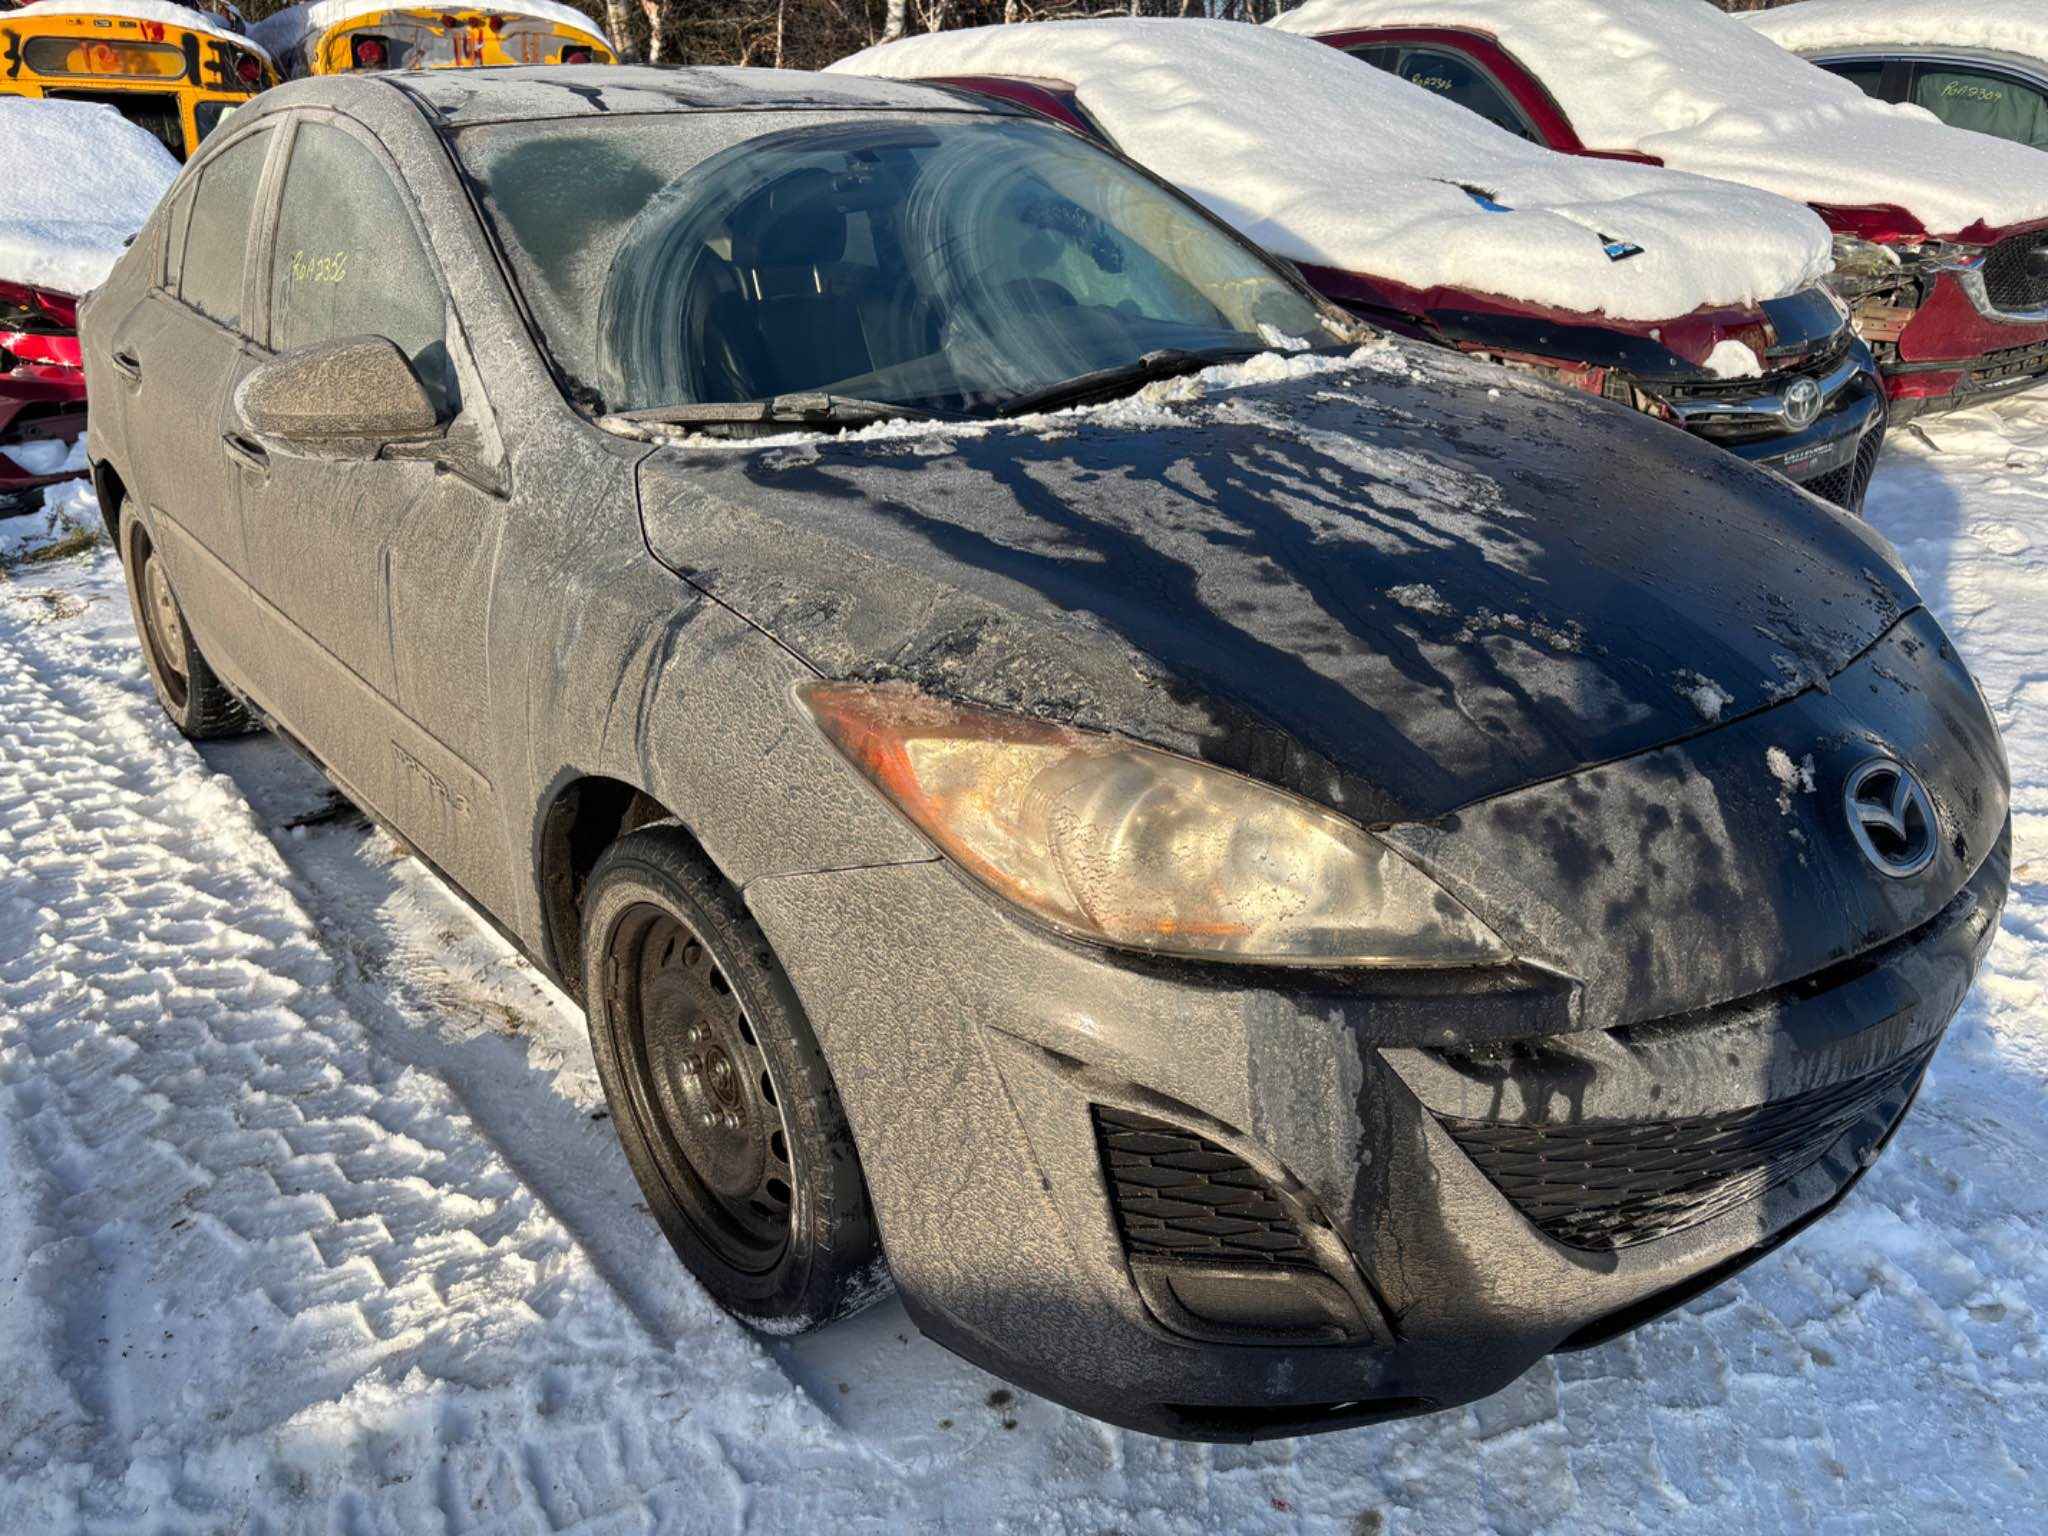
635 345 1919 825
0 98 177 297
1270 0 2048 238
1750 0 2048 71
831 20 1831 323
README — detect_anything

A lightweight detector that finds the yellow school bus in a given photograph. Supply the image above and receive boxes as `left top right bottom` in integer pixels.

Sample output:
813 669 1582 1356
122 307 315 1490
251 0 613 78
0 0 276 158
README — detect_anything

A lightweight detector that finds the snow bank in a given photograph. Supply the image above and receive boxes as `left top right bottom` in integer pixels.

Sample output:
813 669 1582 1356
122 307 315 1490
834 20 1831 323
1750 0 2048 69
250 0 609 64
1269 0 2048 236
10 0 271 58
0 97 177 296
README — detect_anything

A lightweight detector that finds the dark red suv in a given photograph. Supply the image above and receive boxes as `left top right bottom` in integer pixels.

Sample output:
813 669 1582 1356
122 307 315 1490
1274 1 2048 421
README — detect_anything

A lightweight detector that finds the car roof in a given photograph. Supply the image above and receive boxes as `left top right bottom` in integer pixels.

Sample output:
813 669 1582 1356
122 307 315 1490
379 62 1020 127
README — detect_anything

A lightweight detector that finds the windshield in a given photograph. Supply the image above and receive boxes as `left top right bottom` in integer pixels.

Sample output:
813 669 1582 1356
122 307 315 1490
453 114 1341 417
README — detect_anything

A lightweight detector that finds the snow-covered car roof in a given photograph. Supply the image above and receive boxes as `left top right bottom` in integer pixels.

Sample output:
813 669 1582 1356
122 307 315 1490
1268 0 2048 237
1748 0 2048 69
3 0 271 60
832 19 1830 324
0 96 177 296
249 0 608 64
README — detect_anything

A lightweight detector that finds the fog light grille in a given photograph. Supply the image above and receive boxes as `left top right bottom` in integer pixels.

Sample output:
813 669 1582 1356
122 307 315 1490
1439 1040 1935 1251
1093 1107 1316 1268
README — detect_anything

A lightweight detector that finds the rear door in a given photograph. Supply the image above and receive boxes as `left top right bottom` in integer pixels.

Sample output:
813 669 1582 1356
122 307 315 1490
233 109 513 911
107 119 281 692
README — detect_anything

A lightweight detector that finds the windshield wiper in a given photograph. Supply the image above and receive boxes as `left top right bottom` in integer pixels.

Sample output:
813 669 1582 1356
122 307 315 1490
997 346 1263 418
606 394 956 432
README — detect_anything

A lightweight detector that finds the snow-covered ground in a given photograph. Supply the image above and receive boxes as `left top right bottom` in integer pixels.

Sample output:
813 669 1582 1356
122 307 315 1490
2 398 2046 1531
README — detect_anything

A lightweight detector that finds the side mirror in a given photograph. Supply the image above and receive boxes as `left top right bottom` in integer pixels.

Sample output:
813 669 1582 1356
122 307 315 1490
234 335 440 457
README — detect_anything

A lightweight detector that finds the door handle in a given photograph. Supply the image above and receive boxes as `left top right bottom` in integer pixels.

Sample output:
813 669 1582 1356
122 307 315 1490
222 433 269 474
109 349 142 382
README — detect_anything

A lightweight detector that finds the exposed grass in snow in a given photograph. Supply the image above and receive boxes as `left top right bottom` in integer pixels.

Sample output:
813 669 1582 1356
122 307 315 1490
1 402 2047 1530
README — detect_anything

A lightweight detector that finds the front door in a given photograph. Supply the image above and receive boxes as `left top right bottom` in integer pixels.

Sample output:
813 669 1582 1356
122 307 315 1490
233 110 512 912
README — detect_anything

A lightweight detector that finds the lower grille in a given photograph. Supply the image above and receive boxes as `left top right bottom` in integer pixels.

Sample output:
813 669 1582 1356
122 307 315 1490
1093 1106 1315 1268
1805 420 1886 513
1982 229 2048 313
1438 1040 1936 1251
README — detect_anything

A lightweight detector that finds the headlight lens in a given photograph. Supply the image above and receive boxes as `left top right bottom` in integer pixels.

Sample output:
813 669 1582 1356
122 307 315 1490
802 683 1508 967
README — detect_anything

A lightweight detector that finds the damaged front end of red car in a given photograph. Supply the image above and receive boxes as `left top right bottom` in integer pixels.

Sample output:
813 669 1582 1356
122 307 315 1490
1 278 89 518
1822 211 2048 422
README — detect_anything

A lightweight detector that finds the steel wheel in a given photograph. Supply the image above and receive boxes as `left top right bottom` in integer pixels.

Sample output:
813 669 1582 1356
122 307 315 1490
610 903 794 1273
138 539 191 711
579 825 884 1328
120 514 252 739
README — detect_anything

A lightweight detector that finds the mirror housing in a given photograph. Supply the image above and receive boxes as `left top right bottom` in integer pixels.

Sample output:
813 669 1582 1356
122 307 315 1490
234 335 440 457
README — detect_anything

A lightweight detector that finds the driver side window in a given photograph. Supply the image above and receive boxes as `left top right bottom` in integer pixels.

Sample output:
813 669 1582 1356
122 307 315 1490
268 119 456 413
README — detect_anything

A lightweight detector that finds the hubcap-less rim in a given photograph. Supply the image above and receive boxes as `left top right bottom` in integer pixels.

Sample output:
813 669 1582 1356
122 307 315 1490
608 903 795 1273
138 545 190 708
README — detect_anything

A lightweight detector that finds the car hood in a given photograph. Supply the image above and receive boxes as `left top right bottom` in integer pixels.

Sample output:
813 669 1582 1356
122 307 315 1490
635 344 1918 826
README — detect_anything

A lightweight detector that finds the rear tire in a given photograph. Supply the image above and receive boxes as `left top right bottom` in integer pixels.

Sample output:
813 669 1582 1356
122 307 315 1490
122 518 253 739
581 825 886 1331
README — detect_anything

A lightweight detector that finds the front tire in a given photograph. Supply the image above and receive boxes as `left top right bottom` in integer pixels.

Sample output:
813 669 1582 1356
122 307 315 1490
581 826 886 1330
122 518 252 739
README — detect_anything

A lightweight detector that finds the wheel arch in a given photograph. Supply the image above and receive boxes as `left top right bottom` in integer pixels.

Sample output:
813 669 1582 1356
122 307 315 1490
91 458 128 550
535 772 710 999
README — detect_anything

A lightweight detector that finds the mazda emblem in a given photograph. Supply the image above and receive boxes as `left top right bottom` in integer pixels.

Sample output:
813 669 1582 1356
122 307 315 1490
1782 376 1823 431
1844 759 1937 878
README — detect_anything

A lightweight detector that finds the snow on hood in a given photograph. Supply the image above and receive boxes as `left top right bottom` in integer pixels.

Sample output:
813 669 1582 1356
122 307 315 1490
1749 0 2048 68
1269 0 2048 237
5 0 272 59
0 97 177 297
249 0 608 61
832 20 1831 322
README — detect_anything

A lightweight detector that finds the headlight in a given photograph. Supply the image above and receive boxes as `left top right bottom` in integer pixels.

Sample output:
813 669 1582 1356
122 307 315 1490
802 683 1508 968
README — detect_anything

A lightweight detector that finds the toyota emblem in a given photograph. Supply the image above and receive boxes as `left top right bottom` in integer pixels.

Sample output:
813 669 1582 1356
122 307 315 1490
1844 759 1937 878
1782 376 1823 431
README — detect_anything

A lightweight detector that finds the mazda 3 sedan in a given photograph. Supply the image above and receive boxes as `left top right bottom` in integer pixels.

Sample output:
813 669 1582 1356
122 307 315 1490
81 66 2009 1441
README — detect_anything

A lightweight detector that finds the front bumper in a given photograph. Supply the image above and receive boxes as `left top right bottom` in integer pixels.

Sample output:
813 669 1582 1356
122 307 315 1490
746 599 2007 1439
1657 340 1888 511
748 816 2003 1440
1885 264 2048 422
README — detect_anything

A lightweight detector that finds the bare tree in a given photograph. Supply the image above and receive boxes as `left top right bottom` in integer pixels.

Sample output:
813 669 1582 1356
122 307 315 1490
880 0 908 41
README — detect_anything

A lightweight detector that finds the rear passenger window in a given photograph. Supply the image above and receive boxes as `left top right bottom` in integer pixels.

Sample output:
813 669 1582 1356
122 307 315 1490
1396 47 1539 142
178 127 273 328
268 120 454 413
1824 61 1892 101
1343 45 1400 73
